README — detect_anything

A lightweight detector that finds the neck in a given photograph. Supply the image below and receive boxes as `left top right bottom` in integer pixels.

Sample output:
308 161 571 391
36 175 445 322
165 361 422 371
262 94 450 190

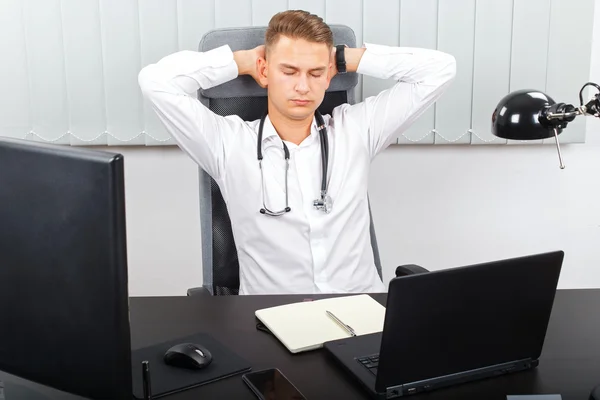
267 102 313 146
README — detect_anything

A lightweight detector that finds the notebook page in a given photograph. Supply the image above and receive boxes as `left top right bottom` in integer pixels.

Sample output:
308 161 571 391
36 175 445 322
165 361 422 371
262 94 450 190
255 294 385 353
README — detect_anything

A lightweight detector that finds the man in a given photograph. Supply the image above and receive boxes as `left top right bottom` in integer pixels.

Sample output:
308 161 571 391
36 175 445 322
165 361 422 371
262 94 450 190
138 10 456 295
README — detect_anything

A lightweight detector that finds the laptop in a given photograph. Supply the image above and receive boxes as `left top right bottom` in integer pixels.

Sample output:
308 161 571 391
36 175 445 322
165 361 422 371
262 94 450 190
323 251 564 399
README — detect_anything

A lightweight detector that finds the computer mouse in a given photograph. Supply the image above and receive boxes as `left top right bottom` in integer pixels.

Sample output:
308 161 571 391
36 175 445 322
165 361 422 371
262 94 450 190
163 343 213 370
590 384 600 400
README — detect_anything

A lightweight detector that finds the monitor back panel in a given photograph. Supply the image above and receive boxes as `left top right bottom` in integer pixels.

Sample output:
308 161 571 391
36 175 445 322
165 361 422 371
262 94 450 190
0 138 132 399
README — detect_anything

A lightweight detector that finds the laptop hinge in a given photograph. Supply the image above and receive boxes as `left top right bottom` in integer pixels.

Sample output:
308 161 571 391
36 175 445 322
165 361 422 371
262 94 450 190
385 358 535 398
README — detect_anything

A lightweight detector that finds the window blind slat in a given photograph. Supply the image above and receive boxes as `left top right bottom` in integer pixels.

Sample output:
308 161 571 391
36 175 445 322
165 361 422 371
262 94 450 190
435 0 476 144
362 0 400 101
251 0 287 26
215 0 252 28
471 0 513 145
100 0 145 146
287 0 325 20
397 0 438 145
24 0 70 144
0 0 31 140
139 0 179 145
543 0 595 144
178 0 216 52
507 0 551 145
62 0 107 145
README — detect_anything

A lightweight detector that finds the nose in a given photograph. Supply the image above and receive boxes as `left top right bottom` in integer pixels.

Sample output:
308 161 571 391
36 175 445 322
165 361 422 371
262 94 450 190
295 75 309 95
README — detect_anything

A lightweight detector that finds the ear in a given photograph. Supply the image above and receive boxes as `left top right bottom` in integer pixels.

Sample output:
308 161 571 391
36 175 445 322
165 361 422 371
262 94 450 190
257 56 268 88
326 47 336 86
325 61 334 89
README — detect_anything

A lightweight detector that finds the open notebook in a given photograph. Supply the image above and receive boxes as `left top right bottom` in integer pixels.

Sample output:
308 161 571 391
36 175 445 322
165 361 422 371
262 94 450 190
255 294 386 353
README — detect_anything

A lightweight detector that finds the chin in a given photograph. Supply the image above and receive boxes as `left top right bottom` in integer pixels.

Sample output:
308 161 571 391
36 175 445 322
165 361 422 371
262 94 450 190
287 107 316 120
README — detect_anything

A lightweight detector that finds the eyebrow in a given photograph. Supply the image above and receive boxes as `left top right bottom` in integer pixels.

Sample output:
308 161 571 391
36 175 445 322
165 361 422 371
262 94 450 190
280 63 327 73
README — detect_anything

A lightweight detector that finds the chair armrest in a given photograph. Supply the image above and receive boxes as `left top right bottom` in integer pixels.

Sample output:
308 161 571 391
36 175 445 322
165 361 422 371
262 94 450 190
187 287 211 297
395 264 430 277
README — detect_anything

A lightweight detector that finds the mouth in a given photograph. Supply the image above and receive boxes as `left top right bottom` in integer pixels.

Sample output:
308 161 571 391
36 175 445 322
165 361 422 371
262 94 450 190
290 99 311 106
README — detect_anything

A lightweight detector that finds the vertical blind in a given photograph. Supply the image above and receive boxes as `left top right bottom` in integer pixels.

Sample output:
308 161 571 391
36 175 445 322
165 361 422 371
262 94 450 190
0 0 595 146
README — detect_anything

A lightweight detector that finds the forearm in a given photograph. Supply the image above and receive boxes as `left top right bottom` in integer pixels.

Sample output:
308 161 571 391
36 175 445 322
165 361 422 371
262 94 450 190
345 48 366 73
139 45 238 96
233 49 254 76
356 43 456 84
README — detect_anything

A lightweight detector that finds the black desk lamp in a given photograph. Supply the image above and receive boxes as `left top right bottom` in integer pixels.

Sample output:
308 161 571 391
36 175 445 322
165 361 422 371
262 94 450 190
491 82 600 169
491 83 600 400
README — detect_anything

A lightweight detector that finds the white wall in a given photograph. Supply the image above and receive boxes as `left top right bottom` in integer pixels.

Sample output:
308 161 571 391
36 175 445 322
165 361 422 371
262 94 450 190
118 147 203 296
122 5 600 296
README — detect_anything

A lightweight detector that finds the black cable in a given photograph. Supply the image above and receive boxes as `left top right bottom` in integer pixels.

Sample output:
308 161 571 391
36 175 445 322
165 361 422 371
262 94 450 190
315 111 328 193
282 141 290 159
579 82 600 106
257 110 268 161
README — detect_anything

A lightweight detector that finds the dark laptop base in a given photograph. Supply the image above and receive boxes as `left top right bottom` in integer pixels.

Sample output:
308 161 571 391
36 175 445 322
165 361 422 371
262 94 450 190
384 358 537 398
325 334 382 398
325 335 538 399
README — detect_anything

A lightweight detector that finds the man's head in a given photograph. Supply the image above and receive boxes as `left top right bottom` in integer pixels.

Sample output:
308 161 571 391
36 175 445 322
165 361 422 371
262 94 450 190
258 10 334 122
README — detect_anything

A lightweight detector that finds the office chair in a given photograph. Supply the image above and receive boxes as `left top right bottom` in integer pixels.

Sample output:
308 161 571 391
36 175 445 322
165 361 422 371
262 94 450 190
186 25 428 296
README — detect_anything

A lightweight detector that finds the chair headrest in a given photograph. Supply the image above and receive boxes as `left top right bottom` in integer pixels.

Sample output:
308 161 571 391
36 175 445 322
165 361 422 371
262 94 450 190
198 25 359 99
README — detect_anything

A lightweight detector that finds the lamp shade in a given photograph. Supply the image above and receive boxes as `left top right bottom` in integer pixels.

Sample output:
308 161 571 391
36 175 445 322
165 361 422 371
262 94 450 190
491 89 561 140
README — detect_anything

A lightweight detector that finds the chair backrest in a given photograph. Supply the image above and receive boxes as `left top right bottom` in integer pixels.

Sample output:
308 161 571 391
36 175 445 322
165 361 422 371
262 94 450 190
197 25 382 295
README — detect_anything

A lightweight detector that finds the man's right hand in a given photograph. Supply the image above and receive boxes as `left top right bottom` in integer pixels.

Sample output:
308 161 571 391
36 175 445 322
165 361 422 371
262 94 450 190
234 45 266 88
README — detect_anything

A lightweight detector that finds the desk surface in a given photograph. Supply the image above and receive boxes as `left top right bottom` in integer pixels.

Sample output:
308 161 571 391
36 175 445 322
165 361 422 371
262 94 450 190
128 289 600 400
1 289 599 400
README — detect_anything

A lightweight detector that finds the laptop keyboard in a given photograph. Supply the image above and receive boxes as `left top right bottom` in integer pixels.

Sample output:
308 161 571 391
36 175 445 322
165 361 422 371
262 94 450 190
357 354 379 376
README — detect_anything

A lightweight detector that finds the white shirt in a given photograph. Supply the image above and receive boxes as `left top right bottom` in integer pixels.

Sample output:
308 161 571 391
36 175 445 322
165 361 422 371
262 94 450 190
138 43 456 295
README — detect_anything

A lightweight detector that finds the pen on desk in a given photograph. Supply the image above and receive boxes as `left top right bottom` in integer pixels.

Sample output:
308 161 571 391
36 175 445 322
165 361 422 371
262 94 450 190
142 360 152 400
326 310 357 337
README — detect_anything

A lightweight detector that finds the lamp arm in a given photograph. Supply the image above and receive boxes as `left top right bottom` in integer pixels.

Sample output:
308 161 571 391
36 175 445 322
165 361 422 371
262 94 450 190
579 82 600 116
540 82 600 170
543 81 600 125
545 103 599 121
545 108 583 121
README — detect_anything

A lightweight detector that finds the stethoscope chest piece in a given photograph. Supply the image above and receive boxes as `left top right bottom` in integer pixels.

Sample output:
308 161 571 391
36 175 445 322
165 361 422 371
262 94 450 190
313 191 333 214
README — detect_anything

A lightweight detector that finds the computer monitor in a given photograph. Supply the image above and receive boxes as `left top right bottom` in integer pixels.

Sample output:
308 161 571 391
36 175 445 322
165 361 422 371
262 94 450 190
0 138 132 399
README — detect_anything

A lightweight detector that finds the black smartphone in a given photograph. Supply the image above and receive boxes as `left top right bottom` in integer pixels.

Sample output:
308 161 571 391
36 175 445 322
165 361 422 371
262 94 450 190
242 368 307 400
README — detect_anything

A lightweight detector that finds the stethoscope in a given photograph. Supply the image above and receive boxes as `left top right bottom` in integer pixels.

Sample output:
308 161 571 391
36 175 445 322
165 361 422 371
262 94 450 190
257 110 332 216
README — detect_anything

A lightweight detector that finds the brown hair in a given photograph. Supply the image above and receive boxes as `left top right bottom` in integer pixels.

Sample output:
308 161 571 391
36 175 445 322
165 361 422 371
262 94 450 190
265 10 333 56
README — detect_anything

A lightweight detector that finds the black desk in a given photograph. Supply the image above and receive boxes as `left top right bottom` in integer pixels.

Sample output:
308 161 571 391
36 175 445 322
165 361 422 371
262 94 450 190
128 289 600 400
1 289 599 400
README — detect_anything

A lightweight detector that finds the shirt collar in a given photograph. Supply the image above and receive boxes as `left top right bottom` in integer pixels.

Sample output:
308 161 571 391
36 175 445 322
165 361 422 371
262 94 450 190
260 114 279 142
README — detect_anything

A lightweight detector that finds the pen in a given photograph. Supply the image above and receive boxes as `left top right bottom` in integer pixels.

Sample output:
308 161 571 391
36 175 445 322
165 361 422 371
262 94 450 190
326 310 357 337
142 360 152 400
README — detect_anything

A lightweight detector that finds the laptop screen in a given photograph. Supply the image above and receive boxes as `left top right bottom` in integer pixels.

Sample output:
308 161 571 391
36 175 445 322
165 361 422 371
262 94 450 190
376 251 563 391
